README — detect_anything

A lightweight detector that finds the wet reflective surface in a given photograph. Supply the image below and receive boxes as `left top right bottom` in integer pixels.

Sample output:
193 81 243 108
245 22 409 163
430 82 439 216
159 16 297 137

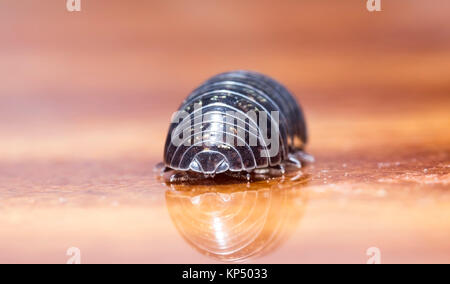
0 0 450 263
165 174 309 262
0 150 448 263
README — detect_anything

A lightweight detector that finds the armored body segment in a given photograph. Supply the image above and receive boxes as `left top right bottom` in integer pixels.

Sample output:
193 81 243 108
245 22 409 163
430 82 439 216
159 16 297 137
162 70 310 178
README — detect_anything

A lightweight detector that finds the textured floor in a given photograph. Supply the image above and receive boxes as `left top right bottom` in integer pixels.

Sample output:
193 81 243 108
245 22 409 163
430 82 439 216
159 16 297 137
0 0 449 263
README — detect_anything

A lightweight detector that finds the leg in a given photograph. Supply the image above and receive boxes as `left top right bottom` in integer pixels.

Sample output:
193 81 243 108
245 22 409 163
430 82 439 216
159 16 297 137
153 162 169 175
287 150 315 168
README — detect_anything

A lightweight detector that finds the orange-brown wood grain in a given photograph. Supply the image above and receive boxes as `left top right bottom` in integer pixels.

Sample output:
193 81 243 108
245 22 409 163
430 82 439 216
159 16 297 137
0 0 449 263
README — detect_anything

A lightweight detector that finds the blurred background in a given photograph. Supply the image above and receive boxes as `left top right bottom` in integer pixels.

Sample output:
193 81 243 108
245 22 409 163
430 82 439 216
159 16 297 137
0 0 449 263
1 0 449 161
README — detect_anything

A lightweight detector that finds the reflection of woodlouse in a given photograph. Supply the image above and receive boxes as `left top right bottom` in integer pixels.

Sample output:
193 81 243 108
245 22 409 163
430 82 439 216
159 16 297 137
165 179 308 262
158 71 313 182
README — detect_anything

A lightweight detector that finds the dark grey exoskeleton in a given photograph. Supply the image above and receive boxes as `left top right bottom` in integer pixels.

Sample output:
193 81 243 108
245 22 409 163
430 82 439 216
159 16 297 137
158 71 313 182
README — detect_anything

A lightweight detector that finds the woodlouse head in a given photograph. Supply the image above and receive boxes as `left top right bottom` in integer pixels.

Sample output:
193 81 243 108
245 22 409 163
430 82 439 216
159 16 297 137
188 150 230 174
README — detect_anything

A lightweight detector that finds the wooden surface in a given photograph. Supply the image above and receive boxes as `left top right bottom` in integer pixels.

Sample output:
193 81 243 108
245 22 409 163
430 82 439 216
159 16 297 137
0 0 449 263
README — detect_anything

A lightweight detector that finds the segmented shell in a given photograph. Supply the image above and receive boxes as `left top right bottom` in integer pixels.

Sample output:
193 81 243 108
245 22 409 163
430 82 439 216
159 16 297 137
163 70 307 174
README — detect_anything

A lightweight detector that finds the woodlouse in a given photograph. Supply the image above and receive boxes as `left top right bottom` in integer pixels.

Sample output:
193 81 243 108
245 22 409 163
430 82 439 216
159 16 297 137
157 70 313 183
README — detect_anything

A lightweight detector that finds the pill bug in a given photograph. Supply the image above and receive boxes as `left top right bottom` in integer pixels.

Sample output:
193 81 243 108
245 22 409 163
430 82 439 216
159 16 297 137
157 70 313 183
